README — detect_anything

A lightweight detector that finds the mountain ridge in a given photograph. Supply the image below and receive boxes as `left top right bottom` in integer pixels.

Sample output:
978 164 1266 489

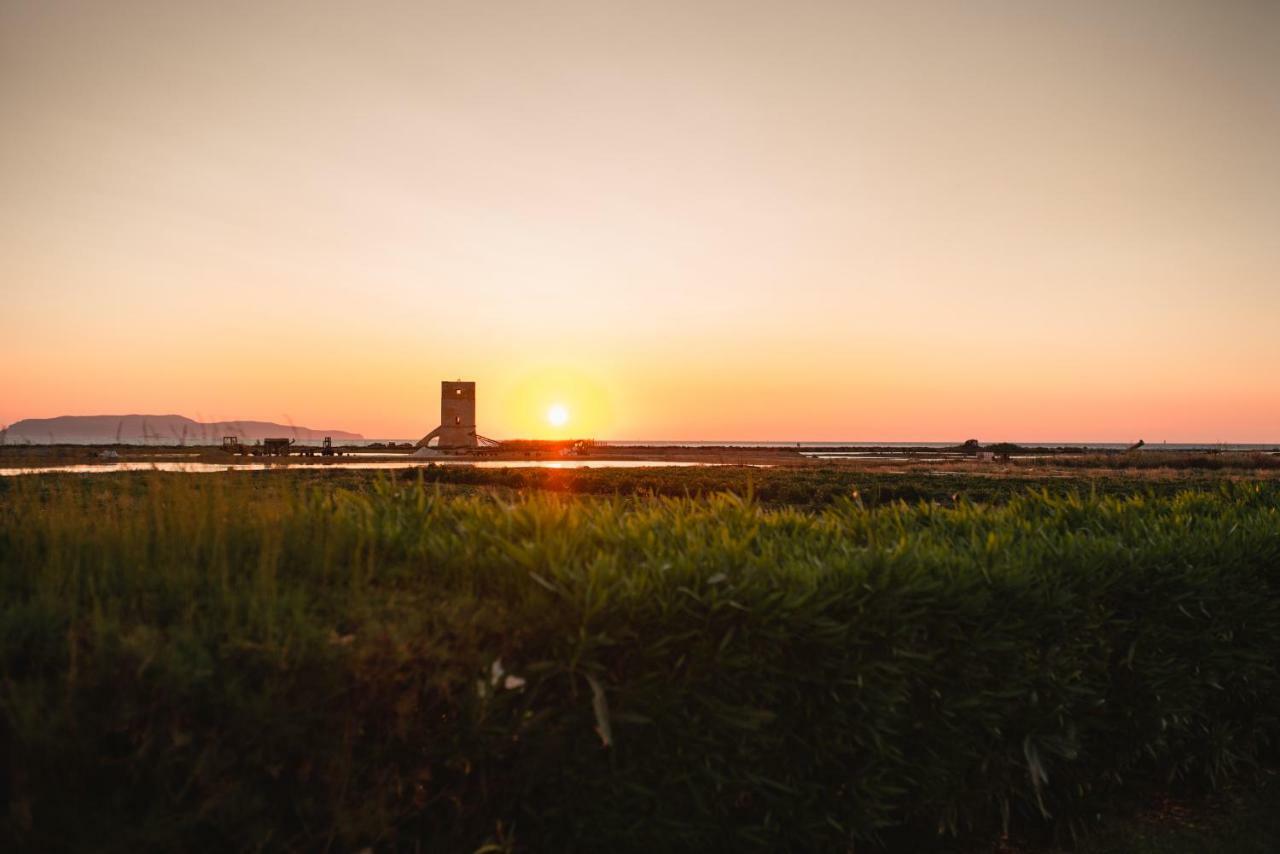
1 414 363 444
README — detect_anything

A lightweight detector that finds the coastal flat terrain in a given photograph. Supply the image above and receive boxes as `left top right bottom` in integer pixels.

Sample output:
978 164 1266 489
4 441 1279 475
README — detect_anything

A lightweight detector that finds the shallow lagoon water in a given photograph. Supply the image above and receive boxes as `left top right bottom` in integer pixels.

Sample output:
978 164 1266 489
0 459 729 477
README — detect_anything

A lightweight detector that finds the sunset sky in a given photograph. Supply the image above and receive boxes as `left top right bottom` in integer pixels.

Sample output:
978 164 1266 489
3 0 1278 441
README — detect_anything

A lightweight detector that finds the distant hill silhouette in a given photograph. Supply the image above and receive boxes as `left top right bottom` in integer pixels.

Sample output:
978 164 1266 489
1 415 363 444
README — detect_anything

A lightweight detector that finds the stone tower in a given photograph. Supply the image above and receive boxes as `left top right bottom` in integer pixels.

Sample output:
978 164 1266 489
415 381 478 449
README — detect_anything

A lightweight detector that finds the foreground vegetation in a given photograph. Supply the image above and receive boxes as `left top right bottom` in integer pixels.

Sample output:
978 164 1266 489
1017 452 1280 472
1075 773 1280 854
1 473 1278 851
395 463 1238 509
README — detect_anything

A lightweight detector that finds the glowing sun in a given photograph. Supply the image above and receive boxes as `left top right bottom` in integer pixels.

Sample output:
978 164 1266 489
546 404 569 427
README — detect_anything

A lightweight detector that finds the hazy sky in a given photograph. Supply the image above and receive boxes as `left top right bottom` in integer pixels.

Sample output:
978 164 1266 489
3 0 1278 441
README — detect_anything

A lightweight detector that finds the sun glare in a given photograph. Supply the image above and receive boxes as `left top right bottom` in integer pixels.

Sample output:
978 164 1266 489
547 404 569 428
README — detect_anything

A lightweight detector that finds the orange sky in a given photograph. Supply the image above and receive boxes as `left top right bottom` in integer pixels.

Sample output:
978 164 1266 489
2 1 1278 442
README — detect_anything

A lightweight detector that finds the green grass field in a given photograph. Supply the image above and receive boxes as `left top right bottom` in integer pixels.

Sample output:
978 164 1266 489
303 462 1246 509
2 470 1278 851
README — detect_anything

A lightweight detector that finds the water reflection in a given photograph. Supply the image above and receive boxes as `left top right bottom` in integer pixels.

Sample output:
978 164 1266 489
0 459 734 477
